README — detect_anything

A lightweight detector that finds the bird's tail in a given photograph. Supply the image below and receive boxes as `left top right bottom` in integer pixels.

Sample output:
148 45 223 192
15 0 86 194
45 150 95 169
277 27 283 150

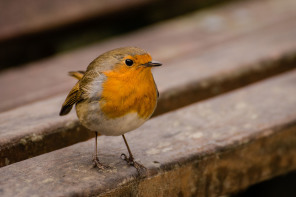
68 70 85 80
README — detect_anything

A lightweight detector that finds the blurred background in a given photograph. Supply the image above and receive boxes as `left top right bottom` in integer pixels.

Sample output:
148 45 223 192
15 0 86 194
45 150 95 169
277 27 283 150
0 0 225 68
1 0 296 196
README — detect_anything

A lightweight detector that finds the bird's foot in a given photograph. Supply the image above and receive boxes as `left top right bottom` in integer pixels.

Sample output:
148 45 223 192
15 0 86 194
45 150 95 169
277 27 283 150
92 155 111 170
121 153 147 176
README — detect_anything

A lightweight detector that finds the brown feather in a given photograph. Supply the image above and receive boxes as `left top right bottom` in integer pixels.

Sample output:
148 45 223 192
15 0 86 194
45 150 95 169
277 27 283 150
59 82 81 116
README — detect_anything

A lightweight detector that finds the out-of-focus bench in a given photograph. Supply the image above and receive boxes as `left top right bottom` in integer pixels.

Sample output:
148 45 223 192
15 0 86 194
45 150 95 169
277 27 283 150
0 0 296 196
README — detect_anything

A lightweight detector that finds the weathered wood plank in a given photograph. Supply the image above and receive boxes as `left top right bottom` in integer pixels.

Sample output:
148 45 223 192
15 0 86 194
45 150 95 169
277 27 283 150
0 69 296 197
1 0 296 112
1 0 296 167
0 0 231 67
0 0 153 41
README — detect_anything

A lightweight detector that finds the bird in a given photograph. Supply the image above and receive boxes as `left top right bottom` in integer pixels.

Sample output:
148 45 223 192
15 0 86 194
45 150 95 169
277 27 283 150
59 47 162 172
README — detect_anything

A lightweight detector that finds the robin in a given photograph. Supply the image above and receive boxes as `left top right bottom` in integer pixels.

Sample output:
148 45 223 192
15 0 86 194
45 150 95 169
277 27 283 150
59 47 162 172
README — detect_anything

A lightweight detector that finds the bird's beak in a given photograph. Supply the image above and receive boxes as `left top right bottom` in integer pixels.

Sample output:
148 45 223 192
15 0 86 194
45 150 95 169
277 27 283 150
143 61 162 67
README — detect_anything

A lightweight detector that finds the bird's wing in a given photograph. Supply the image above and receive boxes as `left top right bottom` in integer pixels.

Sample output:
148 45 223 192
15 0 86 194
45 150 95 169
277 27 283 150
59 70 86 116
59 81 81 116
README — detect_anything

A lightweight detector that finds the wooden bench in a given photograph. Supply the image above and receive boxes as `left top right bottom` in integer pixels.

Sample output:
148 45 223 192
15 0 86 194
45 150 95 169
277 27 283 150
0 0 296 196
1 69 296 196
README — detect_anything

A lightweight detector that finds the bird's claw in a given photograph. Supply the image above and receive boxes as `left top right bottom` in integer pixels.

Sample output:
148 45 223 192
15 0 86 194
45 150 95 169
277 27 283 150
121 153 147 176
92 155 111 170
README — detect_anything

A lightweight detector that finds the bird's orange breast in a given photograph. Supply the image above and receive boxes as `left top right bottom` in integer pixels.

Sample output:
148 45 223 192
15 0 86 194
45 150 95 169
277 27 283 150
100 66 158 119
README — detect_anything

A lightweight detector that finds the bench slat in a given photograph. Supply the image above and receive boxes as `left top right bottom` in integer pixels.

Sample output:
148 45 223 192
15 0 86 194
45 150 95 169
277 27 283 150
0 69 296 196
0 0 153 41
1 0 296 167
1 0 296 112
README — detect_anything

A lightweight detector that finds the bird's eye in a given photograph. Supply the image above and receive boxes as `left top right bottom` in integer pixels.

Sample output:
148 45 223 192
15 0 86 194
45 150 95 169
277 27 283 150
125 59 134 66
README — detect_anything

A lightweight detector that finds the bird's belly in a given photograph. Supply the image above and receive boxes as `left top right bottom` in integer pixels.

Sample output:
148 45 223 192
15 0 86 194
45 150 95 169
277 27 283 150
97 112 147 136
76 101 148 136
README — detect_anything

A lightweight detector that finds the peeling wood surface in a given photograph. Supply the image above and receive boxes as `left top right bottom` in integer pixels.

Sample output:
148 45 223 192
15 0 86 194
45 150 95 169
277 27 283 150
0 69 296 196
1 0 296 195
1 0 296 112
0 36 294 168
1 0 296 167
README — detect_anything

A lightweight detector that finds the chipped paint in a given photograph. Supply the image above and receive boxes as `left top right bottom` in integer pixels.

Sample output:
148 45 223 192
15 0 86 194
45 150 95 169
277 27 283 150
146 148 161 155
191 132 204 139
42 178 54 183
31 134 43 142
4 158 9 165
20 138 27 145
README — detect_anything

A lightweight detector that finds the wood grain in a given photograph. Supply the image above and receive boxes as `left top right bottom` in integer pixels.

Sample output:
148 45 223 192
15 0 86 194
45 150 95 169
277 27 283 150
1 0 296 167
0 69 295 196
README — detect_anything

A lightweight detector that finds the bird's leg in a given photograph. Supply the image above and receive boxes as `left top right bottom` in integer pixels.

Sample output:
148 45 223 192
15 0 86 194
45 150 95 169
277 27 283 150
121 135 146 173
92 131 109 169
